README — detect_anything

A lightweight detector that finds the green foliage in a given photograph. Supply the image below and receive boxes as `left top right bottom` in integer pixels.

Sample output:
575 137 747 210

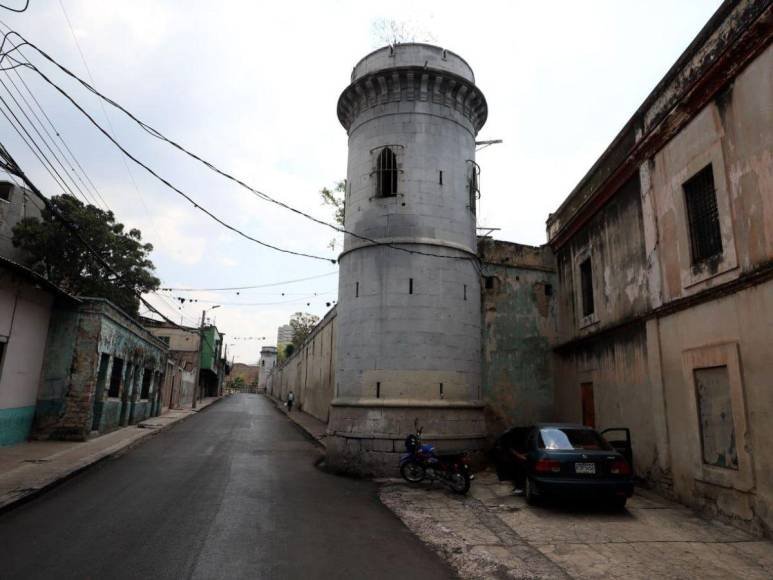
320 180 345 227
12 194 160 315
277 342 296 363
289 312 320 348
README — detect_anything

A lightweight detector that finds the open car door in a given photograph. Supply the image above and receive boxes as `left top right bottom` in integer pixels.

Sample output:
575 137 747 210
601 428 633 471
493 427 530 481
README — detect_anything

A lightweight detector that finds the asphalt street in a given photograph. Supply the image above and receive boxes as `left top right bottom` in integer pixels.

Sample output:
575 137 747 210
0 394 454 580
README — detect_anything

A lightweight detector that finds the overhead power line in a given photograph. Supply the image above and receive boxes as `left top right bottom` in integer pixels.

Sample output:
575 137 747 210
161 271 338 292
0 139 186 332
0 1 28 13
55 2 156 235
0 30 480 268
0 59 333 262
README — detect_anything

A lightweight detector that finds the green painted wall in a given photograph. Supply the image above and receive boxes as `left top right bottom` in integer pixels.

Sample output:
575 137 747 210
0 405 35 447
479 240 558 436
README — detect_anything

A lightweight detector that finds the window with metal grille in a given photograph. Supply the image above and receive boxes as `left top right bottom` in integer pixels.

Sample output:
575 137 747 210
684 164 722 264
376 147 398 197
580 258 594 317
467 160 480 215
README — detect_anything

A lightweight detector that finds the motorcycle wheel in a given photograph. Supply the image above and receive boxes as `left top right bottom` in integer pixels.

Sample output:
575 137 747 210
449 472 471 495
400 461 426 483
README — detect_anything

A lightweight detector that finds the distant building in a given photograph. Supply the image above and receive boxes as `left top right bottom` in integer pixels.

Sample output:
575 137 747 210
276 324 293 347
141 317 201 410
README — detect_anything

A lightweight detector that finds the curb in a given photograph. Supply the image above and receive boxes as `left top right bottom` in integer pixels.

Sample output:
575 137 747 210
264 394 327 450
0 397 224 515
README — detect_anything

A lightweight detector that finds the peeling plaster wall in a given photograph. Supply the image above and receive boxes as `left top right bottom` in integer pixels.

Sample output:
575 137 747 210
551 175 660 479
555 175 649 344
646 42 773 535
655 281 773 536
546 5 772 536
270 308 336 423
478 239 557 436
34 300 167 441
554 323 659 481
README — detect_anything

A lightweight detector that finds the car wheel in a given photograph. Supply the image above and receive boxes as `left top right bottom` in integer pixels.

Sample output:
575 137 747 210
525 477 539 506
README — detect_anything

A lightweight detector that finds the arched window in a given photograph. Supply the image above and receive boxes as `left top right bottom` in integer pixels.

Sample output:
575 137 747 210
376 147 398 197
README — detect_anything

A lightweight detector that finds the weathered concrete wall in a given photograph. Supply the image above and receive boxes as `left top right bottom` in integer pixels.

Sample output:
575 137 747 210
554 175 649 344
545 2 773 537
654 281 773 535
0 182 42 267
550 173 660 480
34 299 167 440
642 42 773 534
270 308 336 423
553 323 660 480
648 43 773 306
0 266 54 446
478 239 557 436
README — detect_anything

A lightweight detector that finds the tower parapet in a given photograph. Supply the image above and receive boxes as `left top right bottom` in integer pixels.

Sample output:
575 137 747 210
328 44 488 476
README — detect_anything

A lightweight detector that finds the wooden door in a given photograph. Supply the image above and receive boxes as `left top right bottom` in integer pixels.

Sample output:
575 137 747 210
581 382 595 428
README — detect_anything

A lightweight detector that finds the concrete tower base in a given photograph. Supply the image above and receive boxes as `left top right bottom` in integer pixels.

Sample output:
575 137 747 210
326 401 487 477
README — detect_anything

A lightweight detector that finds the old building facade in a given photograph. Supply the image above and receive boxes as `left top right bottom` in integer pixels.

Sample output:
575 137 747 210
34 298 167 440
548 0 772 534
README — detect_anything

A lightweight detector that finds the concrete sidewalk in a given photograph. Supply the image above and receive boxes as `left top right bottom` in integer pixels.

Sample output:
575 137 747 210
265 394 327 447
0 396 222 512
380 470 773 579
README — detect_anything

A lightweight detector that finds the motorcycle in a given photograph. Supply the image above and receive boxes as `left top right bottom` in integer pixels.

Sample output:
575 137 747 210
399 423 473 494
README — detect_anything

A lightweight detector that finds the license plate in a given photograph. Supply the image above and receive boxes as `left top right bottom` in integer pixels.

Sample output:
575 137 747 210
575 462 596 474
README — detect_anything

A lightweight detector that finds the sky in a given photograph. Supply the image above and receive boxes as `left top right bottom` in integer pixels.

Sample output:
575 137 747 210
0 0 723 363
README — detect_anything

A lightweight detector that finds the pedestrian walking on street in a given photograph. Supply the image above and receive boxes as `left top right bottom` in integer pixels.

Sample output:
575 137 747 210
287 391 295 413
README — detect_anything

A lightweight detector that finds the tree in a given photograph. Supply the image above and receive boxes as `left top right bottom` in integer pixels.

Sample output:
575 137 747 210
320 181 345 227
12 194 160 315
289 312 320 347
371 18 436 46
320 180 345 252
277 343 296 363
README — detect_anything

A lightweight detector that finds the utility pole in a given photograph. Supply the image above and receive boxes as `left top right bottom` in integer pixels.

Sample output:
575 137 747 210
193 309 205 410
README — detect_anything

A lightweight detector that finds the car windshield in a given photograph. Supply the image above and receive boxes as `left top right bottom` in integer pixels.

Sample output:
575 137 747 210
538 427 612 451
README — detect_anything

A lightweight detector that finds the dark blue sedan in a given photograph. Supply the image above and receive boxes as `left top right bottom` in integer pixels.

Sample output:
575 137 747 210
493 423 635 509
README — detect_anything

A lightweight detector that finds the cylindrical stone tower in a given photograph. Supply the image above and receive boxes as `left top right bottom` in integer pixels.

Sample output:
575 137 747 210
328 44 488 475
258 346 277 393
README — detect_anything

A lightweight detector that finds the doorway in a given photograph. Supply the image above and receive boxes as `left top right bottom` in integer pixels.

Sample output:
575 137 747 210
581 382 595 428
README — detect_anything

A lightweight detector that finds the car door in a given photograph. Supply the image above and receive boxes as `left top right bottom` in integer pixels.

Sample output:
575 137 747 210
601 428 633 469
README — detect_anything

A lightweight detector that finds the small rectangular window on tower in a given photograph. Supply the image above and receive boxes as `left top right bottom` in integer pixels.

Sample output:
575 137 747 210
684 164 723 264
439 170 443 185
409 278 413 294
463 284 467 300
580 258 594 317
355 281 359 298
